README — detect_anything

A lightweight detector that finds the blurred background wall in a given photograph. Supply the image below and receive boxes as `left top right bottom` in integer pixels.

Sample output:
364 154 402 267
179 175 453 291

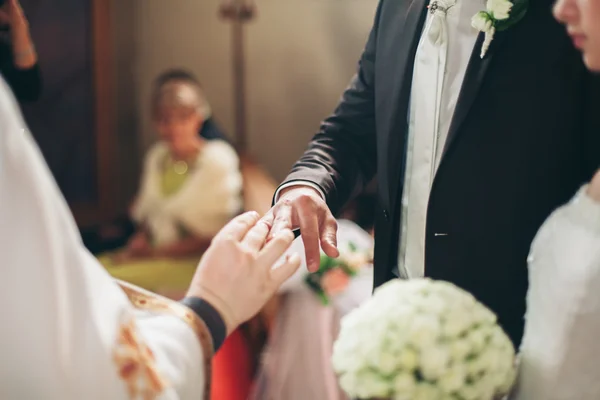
24 0 378 218
132 0 378 183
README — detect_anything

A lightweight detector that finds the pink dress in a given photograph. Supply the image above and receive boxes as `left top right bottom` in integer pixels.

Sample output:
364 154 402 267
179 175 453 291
250 220 374 400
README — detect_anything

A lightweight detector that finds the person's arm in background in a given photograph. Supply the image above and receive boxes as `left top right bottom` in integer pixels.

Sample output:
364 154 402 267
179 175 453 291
0 0 41 102
267 0 385 271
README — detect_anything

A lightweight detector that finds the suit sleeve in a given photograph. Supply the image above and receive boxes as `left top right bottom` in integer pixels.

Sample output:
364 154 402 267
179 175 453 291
276 0 385 215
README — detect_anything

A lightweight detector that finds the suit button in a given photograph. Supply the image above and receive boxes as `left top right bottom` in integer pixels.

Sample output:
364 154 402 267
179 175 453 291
383 209 389 221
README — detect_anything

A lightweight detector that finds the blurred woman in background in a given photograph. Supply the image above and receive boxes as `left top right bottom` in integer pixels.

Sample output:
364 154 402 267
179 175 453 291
98 70 243 296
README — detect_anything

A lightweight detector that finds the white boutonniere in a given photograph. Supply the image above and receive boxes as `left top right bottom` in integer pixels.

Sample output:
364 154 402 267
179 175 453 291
471 0 528 58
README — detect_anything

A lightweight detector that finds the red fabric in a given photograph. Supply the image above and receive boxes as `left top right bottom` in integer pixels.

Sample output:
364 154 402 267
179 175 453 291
210 328 254 400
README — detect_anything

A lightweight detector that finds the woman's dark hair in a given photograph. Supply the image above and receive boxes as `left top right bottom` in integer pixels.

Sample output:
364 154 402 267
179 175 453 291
153 68 203 89
151 68 211 119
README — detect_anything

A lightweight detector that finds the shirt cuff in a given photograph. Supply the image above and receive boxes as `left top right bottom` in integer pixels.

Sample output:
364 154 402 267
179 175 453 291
180 297 226 352
564 185 600 233
273 180 326 203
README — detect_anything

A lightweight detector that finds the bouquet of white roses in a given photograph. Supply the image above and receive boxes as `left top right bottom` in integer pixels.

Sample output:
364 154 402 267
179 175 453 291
332 279 516 400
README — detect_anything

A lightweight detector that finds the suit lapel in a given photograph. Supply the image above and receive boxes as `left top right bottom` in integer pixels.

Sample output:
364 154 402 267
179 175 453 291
439 30 510 163
384 0 428 210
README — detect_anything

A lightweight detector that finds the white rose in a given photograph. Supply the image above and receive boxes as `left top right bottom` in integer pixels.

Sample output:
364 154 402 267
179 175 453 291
373 279 406 299
496 365 517 395
338 373 359 396
466 327 487 353
472 304 497 325
467 377 496 400
408 315 441 347
388 305 416 330
378 351 401 376
466 354 488 378
437 363 467 393
456 383 482 400
333 335 365 372
486 0 513 20
397 347 419 371
489 328 513 350
393 372 416 399
471 11 493 32
419 345 451 381
442 310 473 338
423 293 448 314
431 280 463 297
478 346 497 369
354 370 392 398
412 382 442 400
449 338 472 362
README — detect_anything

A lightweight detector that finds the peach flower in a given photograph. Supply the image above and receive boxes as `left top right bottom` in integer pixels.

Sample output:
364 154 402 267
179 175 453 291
321 268 351 296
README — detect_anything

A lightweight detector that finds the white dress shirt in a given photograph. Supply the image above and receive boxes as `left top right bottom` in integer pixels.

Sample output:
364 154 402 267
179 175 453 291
276 0 484 278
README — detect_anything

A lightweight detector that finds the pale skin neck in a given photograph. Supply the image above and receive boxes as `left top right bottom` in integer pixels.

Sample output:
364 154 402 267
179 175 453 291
170 137 204 162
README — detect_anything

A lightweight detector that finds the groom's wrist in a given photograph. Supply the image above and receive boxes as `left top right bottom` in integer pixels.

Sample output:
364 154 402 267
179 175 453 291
273 181 325 205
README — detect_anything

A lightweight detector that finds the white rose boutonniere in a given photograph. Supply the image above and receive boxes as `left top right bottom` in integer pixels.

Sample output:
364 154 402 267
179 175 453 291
471 0 528 58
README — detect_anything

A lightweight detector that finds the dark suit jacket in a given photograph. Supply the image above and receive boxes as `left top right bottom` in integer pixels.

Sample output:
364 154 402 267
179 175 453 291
278 0 600 345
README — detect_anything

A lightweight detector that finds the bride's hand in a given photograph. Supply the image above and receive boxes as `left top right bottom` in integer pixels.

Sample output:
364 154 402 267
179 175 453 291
186 211 301 335
588 170 600 202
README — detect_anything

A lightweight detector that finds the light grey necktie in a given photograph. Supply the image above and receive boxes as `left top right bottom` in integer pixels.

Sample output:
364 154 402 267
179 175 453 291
399 0 457 279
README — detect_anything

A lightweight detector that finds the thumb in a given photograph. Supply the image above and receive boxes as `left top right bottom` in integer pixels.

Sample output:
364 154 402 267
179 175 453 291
270 253 302 288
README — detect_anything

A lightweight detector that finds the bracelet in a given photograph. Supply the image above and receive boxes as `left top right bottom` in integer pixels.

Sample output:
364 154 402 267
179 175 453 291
193 285 236 334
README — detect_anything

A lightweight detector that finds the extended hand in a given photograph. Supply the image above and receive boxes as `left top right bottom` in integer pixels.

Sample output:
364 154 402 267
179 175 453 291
186 211 301 335
267 186 339 272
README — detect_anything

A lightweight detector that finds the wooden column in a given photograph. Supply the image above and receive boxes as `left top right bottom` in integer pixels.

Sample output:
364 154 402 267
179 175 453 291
218 0 256 152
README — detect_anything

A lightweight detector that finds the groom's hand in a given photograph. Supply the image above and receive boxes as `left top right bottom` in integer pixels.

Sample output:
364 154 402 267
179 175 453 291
267 186 339 272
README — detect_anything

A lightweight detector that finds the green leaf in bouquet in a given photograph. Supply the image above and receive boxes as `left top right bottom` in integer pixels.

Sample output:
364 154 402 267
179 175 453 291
318 291 330 305
303 274 330 305
318 254 337 274
339 262 358 277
